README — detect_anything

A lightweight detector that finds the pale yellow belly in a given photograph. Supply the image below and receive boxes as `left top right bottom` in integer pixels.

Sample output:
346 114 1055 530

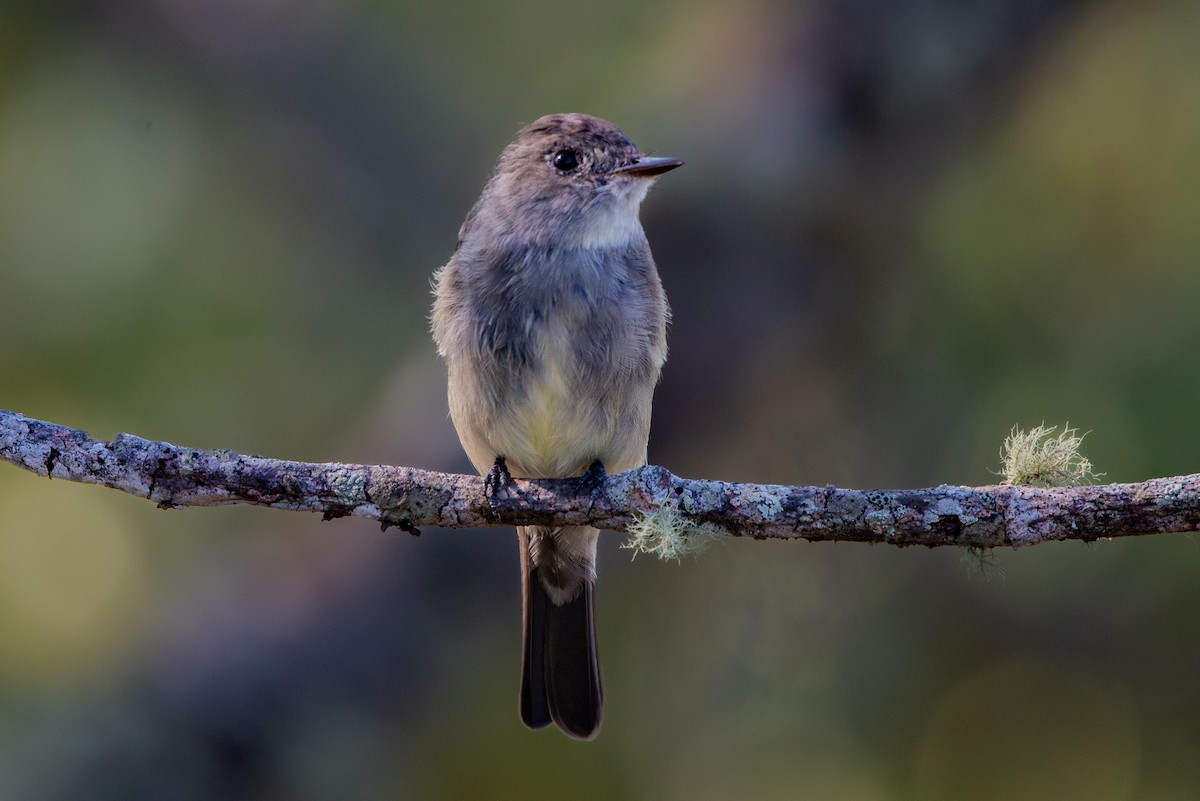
493 357 615 478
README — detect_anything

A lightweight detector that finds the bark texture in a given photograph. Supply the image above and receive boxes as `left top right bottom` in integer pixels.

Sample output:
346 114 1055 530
3 409 1199 547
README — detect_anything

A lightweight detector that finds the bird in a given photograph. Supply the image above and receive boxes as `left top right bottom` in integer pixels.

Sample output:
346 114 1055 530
431 113 680 739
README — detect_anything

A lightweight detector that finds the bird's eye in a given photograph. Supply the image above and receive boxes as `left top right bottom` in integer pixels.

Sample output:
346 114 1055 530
552 149 579 172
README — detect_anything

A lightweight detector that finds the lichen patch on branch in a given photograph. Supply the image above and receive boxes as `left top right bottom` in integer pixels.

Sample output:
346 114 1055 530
622 504 725 561
1001 424 1102 488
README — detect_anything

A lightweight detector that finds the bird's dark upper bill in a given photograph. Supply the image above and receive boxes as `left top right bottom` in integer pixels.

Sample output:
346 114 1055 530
611 157 684 178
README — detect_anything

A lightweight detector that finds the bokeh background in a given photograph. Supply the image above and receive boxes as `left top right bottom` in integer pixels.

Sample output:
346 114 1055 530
2 0 1199 798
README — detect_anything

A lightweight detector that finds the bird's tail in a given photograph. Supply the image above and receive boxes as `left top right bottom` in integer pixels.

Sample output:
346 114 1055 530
519 525 603 740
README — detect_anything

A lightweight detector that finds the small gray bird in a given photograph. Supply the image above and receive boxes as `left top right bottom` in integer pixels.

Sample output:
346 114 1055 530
431 114 680 739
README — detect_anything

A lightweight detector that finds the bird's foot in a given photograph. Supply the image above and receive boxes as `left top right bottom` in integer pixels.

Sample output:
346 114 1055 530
575 459 608 497
575 459 609 519
484 455 517 517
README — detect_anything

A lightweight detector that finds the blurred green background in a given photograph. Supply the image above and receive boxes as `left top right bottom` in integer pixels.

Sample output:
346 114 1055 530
2 0 1199 798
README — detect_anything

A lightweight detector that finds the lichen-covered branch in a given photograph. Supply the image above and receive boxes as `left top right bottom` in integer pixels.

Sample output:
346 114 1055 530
3 409 1199 548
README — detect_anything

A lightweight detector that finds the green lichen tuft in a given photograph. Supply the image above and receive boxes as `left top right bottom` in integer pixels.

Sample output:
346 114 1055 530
1000 423 1103 488
621 505 725 562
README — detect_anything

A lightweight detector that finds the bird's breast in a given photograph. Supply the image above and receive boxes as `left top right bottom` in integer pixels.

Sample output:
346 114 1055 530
451 243 661 478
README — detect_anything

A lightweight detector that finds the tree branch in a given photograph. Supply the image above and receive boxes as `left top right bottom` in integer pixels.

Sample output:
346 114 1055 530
2 409 1198 548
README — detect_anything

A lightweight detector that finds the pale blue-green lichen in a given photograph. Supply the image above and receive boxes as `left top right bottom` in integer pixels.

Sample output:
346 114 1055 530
327 466 367 503
753 492 784 520
622 504 726 562
1000 424 1102 488
676 482 727 516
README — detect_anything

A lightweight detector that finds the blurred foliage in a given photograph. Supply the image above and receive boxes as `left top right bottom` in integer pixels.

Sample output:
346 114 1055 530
2 0 1200 798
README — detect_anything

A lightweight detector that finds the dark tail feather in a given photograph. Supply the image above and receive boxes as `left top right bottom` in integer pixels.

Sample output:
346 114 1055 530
521 567 603 740
520 566 551 730
544 579 603 739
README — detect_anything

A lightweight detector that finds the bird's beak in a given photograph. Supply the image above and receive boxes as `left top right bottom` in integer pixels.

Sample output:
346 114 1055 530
611 156 684 178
